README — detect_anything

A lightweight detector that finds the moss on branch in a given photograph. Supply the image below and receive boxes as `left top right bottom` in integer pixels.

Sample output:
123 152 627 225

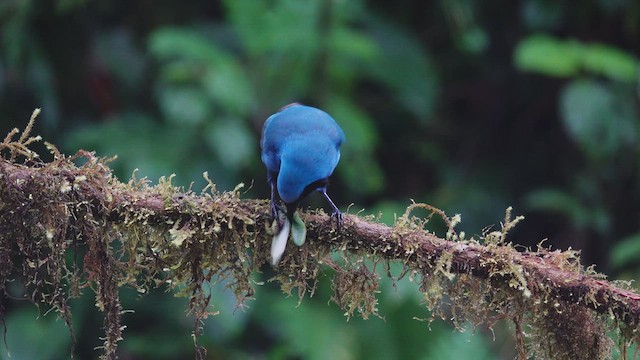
0 112 639 359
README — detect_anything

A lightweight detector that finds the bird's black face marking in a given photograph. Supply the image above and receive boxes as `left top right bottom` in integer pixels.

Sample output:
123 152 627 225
300 178 329 199
271 177 331 217
270 176 335 234
285 201 299 218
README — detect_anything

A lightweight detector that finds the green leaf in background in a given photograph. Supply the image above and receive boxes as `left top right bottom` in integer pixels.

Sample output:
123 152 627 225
521 1 563 30
94 29 147 92
149 28 254 116
0 307 71 360
149 28 223 64
327 27 379 89
514 34 582 77
327 97 378 153
205 117 254 170
582 44 639 82
327 96 384 195
1 0 34 71
201 278 252 343
201 64 254 116
64 112 201 183
1 0 60 129
525 188 590 228
120 288 195 358
514 34 639 82
422 328 495 360
609 233 640 270
560 79 637 160
364 16 438 121
255 293 358 360
252 269 497 360
157 86 211 125
364 200 413 227
525 187 610 235
223 0 320 105
458 26 489 54
224 0 321 56
378 261 423 304
329 28 378 64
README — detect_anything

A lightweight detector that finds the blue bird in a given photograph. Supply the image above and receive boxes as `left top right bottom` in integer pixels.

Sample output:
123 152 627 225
261 104 345 265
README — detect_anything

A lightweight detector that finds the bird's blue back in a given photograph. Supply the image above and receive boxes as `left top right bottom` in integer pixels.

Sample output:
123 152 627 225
261 105 345 204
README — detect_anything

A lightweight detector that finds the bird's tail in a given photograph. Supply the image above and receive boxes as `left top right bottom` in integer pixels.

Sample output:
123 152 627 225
271 218 290 266
270 210 307 265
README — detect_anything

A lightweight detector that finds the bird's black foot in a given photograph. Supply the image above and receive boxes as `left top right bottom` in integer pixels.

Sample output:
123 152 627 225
270 201 286 228
331 210 344 232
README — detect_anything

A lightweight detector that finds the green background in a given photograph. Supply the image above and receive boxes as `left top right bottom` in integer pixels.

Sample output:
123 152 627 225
1 0 639 358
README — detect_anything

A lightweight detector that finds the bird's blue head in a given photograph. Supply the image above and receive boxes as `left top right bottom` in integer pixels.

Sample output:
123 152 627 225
275 151 312 204
262 104 344 204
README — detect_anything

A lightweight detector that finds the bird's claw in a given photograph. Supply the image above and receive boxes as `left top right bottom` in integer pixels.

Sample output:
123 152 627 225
270 202 286 229
270 203 278 221
331 210 344 232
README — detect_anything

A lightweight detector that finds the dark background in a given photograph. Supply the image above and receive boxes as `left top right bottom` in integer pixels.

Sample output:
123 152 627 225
1 0 639 358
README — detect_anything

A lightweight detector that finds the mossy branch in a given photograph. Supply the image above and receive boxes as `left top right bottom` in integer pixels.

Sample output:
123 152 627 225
0 114 639 360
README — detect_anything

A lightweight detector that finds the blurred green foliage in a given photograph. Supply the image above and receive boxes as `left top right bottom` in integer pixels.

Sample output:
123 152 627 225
515 35 638 81
1 0 639 358
0 307 71 360
514 28 640 284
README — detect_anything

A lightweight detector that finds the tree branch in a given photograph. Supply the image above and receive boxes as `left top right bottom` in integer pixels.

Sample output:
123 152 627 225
0 142 639 358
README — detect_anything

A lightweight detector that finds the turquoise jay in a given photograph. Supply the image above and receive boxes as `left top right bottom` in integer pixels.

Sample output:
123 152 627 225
261 104 345 265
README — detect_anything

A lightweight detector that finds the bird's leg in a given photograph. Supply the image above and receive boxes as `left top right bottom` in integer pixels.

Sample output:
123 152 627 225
269 181 278 220
270 181 285 228
319 188 343 231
